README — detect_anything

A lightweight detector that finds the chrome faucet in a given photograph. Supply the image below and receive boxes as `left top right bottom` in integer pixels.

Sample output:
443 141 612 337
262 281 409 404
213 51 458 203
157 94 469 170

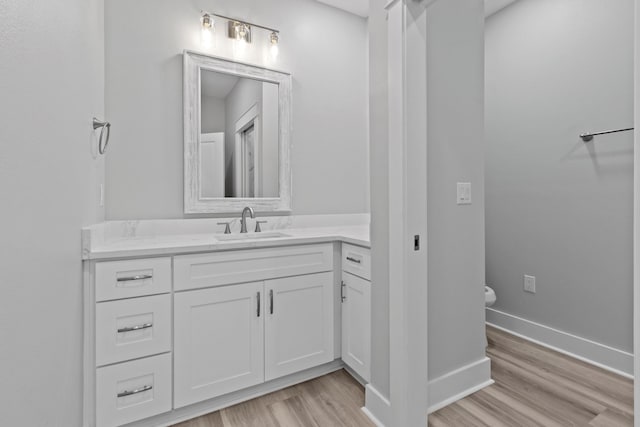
240 207 255 233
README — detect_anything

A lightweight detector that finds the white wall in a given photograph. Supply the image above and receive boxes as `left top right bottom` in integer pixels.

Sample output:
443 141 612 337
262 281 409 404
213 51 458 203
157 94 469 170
201 96 226 133
0 0 105 425
262 84 280 197
485 0 634 352
426 0 487 380
105 0 369 219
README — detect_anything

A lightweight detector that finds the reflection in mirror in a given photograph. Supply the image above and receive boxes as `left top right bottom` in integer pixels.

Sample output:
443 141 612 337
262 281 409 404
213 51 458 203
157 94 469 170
200 70 280 199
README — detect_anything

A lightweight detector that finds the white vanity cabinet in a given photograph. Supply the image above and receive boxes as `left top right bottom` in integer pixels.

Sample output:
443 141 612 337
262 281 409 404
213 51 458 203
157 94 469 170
84 240 366 426
341 243 372 381
89 257 173 427
172 244 335 408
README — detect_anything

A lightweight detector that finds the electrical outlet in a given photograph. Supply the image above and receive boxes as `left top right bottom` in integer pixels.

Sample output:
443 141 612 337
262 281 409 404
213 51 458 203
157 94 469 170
524 275 536 294
457 182 472 205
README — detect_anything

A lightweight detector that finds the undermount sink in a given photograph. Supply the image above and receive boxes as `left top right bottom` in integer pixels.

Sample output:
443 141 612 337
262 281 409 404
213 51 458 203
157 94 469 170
215 232 291 242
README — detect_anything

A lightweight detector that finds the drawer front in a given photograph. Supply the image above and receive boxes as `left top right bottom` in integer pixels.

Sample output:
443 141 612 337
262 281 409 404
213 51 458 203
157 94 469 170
96 353 172 427
96 294 172 367
95 258 171 302
174 244 333 291
342 243 371 281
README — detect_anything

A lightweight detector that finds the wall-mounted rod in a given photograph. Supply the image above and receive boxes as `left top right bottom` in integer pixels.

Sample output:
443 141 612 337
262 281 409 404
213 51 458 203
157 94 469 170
580 127 634 142
200 10 279 34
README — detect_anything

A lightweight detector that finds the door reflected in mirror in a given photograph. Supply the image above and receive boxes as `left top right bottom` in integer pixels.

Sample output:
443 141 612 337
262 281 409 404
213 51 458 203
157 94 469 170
200 69 280 199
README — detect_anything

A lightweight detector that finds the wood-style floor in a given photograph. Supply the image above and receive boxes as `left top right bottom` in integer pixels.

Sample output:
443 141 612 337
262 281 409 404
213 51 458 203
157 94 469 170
174 326 633 427
172 369 374 427
430 326 634 426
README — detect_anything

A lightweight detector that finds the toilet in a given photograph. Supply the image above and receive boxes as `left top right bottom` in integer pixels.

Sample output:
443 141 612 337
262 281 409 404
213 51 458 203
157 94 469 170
485 286 496 307
484 286 496 347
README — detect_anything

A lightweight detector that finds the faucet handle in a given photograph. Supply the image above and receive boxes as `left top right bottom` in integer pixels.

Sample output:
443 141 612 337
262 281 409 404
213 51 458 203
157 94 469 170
255 221 268 233
217 222 232 234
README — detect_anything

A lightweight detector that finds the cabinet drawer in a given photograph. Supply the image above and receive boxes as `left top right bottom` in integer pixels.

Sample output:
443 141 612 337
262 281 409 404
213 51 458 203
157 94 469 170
95 258 171 302
174 244 333 291
96 353 172 427
96 294 172 366
342 243 371 281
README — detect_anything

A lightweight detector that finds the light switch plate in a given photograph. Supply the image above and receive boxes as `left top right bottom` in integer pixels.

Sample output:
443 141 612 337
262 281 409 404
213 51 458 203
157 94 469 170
524 275 536 293
457 182 472 205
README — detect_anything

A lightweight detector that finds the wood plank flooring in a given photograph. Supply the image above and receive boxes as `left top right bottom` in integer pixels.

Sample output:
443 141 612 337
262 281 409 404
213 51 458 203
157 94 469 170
429 326 634 426
173 326 633 426
172 369 375 427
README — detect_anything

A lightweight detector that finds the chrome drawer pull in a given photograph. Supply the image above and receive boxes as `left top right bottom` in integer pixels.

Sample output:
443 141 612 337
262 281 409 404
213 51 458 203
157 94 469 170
117 274 153 282
270 289 274 314
257 292 261 317
117 385 153 398
346 256 362 264
117 323 153 333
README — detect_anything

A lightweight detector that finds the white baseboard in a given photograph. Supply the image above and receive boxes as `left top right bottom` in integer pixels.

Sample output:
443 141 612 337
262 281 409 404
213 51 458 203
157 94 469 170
343 364 367 387
363 384 391 427
125 360 345 427
486 308 634 378
427 357 493 414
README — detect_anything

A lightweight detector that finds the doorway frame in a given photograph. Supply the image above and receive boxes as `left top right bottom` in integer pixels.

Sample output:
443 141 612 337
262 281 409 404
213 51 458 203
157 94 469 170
634 1 639 425
386 0 430 426
234 103 261 198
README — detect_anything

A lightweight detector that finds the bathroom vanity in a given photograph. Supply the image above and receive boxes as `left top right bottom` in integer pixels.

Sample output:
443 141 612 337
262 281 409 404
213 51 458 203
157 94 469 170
82 220 371 427
80 47 374 427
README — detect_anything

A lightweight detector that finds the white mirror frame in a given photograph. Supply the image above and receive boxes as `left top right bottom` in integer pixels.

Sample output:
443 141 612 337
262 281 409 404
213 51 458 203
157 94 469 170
183 50 292 214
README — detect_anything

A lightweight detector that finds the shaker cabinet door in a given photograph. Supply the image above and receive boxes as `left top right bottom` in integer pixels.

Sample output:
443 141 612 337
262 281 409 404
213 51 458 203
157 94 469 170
264 272 334 381
173 282 264 408
341 271 371 381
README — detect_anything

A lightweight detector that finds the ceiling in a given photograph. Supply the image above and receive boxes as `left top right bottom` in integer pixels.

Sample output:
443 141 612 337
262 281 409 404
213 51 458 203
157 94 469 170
201 70 239 99
313 0 517 19
315 0 369 18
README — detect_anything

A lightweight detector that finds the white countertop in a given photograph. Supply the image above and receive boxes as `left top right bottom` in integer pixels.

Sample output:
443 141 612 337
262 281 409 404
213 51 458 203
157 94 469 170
82 215 370 260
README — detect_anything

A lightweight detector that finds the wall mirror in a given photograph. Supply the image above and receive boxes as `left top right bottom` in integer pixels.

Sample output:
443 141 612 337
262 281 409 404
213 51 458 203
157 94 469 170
183 51 292 214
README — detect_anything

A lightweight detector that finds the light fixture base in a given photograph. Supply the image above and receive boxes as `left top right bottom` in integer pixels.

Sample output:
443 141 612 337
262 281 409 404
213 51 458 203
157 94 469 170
228 21 252 43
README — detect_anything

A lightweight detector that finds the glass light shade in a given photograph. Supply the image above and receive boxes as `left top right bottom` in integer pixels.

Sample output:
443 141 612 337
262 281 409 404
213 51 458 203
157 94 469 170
201 14 214 47
269 32 279 59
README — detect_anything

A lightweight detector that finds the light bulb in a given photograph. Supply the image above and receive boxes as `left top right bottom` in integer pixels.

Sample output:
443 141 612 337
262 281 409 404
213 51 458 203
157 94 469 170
269 31 279 59
201 13 214 47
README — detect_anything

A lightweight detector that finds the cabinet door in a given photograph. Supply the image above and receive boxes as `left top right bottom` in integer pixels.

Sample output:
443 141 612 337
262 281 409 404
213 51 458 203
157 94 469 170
341 271 371 381
265 272 334 381
174 282 264 408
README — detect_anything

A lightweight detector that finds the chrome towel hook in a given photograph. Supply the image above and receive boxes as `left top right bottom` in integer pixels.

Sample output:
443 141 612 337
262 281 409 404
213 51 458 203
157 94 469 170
93 117 111 154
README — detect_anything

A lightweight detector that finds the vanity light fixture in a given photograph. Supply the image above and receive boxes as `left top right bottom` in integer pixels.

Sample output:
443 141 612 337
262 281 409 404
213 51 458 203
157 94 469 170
199 10 280 56
200 13 214 47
